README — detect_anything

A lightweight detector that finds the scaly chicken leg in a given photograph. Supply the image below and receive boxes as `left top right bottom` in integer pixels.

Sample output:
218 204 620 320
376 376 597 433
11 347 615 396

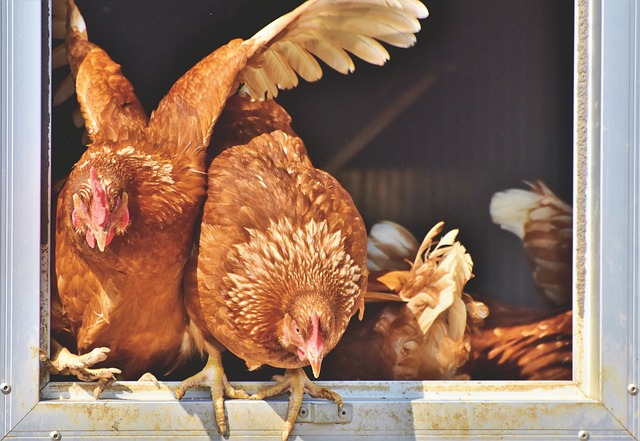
175 346 250 437
40 338 121 399
250 368 343 441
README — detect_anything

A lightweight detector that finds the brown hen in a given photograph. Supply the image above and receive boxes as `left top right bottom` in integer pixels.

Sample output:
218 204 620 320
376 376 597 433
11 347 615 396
177 95 368 440
323 221 486 381
47 0 211 390
46 0 428 395
471 180 573 380
490 180 572 307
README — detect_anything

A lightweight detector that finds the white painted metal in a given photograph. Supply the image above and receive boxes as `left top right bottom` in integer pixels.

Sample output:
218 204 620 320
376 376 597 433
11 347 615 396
1 0 45 439
1 0 639 439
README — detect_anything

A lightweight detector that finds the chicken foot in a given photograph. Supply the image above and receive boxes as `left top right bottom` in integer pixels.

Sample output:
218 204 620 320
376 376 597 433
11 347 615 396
250 368 343 441
176 348 250 436
40 338 121 399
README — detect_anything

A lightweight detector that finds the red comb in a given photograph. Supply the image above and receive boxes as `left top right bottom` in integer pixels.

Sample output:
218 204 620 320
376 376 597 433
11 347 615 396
90 167 109 228
309 310 322 352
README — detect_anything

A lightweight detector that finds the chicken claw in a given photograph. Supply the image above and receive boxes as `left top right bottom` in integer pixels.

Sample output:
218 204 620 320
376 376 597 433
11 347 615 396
138 372 161 387
176 349 250 437
40 339 121 398
250 368 343 441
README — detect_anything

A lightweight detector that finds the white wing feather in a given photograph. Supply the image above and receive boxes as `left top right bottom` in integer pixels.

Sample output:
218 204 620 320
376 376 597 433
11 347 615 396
239 0 429 99
298 37 355 74
490 189 543 239
367 221 419 271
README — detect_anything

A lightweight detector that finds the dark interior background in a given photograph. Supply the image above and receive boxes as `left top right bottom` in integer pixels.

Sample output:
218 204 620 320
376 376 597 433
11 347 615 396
50 1 574 315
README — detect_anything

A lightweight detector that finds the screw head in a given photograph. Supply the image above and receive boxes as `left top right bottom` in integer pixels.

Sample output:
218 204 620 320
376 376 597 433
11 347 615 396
0 383 11 394
49 431 61 440
628 384 638 396
578 430 590 440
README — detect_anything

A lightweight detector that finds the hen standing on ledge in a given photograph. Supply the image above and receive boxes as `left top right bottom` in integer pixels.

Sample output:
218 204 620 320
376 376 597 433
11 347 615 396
178 95 368 440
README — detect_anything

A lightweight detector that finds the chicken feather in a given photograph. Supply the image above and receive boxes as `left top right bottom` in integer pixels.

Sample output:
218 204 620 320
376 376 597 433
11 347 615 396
52 0 429 128
490 181 572 307
367 220 419 271
239 0 428 99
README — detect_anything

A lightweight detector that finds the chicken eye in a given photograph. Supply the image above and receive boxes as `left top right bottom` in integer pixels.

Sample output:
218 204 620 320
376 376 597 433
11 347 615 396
400 340 419 356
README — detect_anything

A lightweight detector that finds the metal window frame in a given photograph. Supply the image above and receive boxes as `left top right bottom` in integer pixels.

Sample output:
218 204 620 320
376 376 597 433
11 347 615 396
1 0 639 439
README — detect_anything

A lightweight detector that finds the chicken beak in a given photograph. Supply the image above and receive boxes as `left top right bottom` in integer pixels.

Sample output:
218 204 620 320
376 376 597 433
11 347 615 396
308 354 323 378
92 228 109 252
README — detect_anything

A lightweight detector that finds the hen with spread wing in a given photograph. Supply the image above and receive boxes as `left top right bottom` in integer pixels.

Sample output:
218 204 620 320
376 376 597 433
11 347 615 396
46 0 428 396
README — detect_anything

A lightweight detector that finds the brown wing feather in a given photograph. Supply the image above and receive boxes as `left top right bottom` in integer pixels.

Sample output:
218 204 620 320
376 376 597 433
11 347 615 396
147 40 249 155
471 309 572 380
490 181 572 307
522 182 572 307
74 49 148 144
209 95 296 156
67 1 147 145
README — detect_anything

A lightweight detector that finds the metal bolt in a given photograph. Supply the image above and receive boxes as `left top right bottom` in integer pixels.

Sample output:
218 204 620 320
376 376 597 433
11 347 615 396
578 430 590 440
49 431 61 440
298 408 308 417
0 383 11 394
628 384 638 396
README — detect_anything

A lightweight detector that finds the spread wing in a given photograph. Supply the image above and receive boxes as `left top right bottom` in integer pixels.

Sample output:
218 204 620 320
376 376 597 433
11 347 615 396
65 0 148 145
147 0 428 153
239 0 429 99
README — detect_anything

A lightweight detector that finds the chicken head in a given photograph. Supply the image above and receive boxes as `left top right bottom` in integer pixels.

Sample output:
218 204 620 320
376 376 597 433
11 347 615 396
70 166 130 251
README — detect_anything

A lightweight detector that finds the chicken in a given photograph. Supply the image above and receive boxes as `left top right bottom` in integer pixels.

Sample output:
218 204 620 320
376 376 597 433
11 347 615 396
176 95 368 440
45 0 428 395
470 180 573 380
47 0 210 393
490 180 572 307
323 221 486 380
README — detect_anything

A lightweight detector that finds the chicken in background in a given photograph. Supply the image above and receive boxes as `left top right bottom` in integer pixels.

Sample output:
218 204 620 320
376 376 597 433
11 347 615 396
177 95 368 440
470 181 573 380
490 180 572 308
323 221 487 381
45 0 429 398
